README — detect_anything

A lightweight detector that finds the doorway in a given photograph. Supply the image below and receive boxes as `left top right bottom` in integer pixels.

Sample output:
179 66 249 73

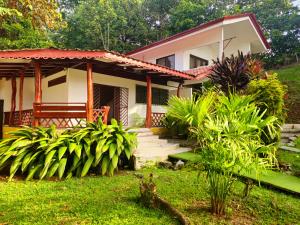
93 84 128 125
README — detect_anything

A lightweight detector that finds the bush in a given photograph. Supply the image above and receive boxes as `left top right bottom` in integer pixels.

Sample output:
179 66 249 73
168 91 278 215
166 92 216 132
247 73 287 124
0 119 137 181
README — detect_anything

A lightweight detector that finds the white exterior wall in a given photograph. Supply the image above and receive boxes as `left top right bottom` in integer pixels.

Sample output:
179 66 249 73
67 69 175 126
42 70 69 103
134 27 221 71
0 69 176 126
224 37 251 56
0 77 34 112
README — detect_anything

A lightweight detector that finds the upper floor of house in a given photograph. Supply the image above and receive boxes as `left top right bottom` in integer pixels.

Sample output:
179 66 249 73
127 13 270 72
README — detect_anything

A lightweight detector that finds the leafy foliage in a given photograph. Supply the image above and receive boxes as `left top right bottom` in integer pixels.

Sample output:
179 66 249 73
209 52 252 93
247 73 287 124
166 91 278 215
0 0 64 49
0 119 136 181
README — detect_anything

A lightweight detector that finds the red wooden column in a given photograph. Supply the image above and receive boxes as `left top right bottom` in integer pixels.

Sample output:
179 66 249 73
33 62 42 126
177 83 182 97
19 71 24 125
9 76 17 126
145 75 152 128
86 63 94 122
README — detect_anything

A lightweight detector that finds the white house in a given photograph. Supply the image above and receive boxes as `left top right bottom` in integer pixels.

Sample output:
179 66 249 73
0 13 269 132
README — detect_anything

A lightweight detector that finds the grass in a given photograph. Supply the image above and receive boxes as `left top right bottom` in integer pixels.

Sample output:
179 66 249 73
277 149 300 176
169 152 300 195
0 169 299 225
274 63 300 123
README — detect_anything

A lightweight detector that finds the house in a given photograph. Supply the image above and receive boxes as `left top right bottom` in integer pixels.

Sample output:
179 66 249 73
0 13 269 133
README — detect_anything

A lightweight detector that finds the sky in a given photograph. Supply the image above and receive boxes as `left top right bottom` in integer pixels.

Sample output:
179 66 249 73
294 0 300 7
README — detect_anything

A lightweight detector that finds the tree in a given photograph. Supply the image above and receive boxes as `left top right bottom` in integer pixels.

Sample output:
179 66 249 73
0 0 64 49
141 0 180 41
58 0 149 52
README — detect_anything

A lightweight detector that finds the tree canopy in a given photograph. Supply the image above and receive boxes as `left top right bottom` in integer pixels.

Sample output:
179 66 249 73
0 0 299 67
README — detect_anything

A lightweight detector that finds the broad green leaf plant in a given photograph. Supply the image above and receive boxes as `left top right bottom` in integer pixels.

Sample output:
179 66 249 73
0 119 136 181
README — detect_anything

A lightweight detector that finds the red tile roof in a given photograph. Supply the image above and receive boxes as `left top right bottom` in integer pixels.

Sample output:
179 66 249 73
0 48 194 80
127 13 270 55
185 66 213 80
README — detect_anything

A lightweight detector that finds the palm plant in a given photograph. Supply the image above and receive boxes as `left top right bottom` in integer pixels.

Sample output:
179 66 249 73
192 93 278 215
166 90 278 215
166 91 216 133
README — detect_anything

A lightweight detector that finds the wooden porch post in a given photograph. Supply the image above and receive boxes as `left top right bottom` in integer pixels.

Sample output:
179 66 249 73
145 75 152 128
19 71 24 125
177 83 182 97
87 63 94 122
9 76 17 126
33 62 42 126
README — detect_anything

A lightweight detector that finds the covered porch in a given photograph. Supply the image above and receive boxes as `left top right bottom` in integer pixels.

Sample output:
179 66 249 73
0 48 194 129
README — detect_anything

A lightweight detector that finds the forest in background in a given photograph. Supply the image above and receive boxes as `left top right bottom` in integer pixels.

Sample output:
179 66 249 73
0 0 299 68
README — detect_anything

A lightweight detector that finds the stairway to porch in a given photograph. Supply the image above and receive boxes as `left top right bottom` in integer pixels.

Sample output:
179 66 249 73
129 128 191 169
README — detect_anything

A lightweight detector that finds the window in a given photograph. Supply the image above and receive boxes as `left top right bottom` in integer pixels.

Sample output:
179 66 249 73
156 54 175 69
48 75 67 87
190 55 208 69
136 85 169 105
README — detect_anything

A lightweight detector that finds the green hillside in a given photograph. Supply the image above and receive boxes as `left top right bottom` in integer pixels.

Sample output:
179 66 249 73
274 64 300 123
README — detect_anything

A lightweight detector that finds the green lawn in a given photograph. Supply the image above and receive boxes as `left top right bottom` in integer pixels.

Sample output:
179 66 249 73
274 64 300 123
277 149 300 176
169 152 300 194
0 169 300 225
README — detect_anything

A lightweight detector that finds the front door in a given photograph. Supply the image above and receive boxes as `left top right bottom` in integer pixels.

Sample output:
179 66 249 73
0 100 3 139
93 84 128 125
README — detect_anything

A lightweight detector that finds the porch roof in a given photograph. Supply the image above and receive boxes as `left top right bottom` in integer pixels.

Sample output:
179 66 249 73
0 48 195 83
185 66 213 81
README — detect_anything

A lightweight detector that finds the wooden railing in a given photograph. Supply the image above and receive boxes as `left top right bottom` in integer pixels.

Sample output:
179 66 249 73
93 106 110 124
4 103 110 128
4 109 33 126
151 112 165 127
33 102 87 128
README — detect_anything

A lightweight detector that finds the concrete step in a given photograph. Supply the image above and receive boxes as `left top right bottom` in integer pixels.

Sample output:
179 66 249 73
137 135 160 141
281 128 300 133
128 128 151 133
282 124 300 130
137 139 169 147
137 132 155 137
281 133 300 138
135 143 181 154
135 147 192 169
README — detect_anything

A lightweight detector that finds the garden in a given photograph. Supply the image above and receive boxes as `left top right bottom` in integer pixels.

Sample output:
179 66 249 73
0 53 300 225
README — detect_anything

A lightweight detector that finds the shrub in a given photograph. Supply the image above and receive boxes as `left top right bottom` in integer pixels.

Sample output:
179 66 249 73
0 119 137 181
166 92 216 131
170 91 278 215
294 136 300 149
247 73 287 124
209 52 252 93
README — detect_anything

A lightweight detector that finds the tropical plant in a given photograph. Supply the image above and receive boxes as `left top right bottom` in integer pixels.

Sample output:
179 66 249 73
71 118 137 176
209 52 252 93
169 91 278 215
166 91 216 129
294 136 300 149
0 119 137 181
247 73 287 124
